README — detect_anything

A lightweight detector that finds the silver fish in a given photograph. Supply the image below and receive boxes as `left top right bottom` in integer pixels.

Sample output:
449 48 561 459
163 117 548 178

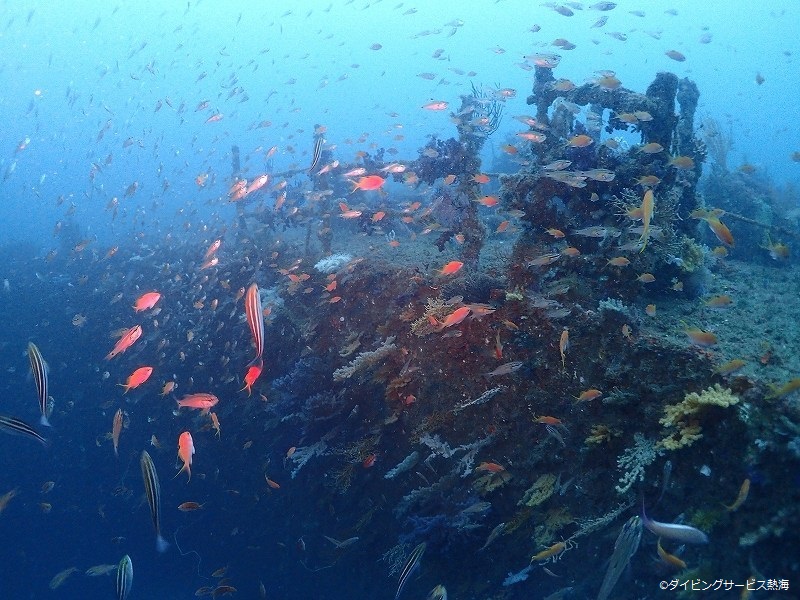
597 516 642 600
140 451 168 552
484 361 524 378
27 342 51 426
116 554 133 600
642 507 708 544
395 542 425 599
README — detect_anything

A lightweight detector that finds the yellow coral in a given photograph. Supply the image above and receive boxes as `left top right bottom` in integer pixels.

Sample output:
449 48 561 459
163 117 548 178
518 473 557 507
473 470 512 495
658 384 738 450
585 424 621 446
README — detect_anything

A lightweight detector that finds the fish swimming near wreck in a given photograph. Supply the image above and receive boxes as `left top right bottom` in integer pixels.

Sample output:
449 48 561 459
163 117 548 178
597 516 642 600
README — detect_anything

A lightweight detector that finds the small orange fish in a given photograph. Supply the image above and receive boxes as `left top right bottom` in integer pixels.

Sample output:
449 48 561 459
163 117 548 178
439 261 464 276
160 381 176 396
568 134 593 148
474 195 498 207
362 454 377 468
559 328 569 369
200 256 219 270
119 367 153 394
575 389 602 402
265 475 281 489
175 432 195 482
351 175 385 192
133 291 161 312
472 173 490 184
178 501 204 512
704 295 733 308
475 461 505 473
176 393 219 414
371 211 386 222
105 325 142 360
684 327 718 346
241 362 263 396
210 412 221 439
430 306 471 330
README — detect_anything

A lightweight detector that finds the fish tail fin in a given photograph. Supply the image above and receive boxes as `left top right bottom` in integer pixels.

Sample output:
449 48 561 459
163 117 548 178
156 535 169 553
174 462 192 482
40 414 52 427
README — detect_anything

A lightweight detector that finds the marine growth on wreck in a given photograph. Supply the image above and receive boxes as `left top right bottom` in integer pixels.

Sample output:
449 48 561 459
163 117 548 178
1 3 799 599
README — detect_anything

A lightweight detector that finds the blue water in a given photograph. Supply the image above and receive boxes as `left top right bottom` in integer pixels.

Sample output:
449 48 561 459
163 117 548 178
1 1 799 598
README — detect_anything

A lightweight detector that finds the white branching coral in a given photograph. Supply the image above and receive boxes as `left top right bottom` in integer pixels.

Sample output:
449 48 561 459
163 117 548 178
332 336 396 382
615 433 663 495
287 440 328 479
384 451 420 479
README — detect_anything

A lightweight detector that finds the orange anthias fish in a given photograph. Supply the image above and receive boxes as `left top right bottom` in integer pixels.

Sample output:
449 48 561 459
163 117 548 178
210 412 221 438
241 362 263 396
691 209 734 247
120 366 153 394
684 327 718 347
639 189 655 252
351 175 386 192
204 239 221 259
438 260 464 276
175 431 195 482
559 328 569 369
112 408 123 458
429 306 471 330
176 393 219 415
133 291 161 312
105 325 142 360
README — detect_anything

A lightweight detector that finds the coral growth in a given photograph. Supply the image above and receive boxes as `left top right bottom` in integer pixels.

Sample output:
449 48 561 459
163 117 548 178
658 384 739 450
332 336 397 381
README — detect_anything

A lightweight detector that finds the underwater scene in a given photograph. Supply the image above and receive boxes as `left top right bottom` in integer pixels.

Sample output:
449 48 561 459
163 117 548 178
1 0 799 598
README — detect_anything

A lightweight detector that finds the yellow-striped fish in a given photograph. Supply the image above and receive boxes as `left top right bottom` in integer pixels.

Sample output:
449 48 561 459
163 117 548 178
116 554 133 600
27 342 51 426
395 542 425 599
140 451 168 552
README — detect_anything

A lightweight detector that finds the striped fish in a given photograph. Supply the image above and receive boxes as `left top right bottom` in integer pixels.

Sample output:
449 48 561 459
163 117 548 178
308 135 324 174
140 450 168 552
116 554 133 600
27 342 51 426
244 283 265 361
396 542 426 599
0 414 47 445
597 516 642 600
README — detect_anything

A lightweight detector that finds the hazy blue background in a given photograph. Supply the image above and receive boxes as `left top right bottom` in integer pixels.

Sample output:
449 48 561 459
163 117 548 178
1 0 798 248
